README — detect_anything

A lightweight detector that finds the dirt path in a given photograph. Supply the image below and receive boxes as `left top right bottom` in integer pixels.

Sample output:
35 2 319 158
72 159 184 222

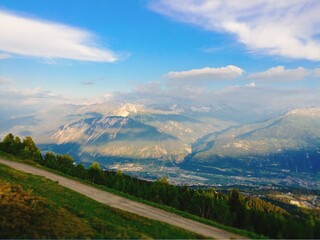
0 158 246 239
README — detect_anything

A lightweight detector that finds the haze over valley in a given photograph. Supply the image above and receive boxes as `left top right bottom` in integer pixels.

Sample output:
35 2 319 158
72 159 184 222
1 101 319 189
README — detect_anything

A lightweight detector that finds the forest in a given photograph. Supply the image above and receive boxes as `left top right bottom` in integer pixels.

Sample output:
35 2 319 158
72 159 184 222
0 133 319 239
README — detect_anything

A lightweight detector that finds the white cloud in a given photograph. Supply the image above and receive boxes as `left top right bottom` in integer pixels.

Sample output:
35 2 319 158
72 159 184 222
108 80 320 115
245 82 256 87
1 80 319 123
314 68 320 77
0 53 11 59
103 93 114 101
0 10 118 62
81 81 95 86
0 76 12 85
150 0 320 61
211 85 320 113
248 66 310 82
0 85 77 110
164 65 244 81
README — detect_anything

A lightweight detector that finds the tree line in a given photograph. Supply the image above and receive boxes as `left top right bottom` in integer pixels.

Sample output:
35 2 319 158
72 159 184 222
0 133 42 161
1 133 319 239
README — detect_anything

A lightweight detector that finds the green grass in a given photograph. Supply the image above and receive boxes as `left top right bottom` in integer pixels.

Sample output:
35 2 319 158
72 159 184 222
0 162 203 239
0 152 263 239
83 181 264 239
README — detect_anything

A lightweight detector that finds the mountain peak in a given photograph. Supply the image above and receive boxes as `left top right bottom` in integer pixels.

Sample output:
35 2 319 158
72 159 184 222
114 103 146 117
286 107 320 117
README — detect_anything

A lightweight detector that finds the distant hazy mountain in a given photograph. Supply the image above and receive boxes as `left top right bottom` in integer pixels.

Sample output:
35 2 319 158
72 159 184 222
4 101 319 176
41 103 234 165
182 108 320 174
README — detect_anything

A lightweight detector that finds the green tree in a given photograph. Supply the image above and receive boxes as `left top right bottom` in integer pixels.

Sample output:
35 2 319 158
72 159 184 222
189 191 213 218
44 152 58 169
88 162 105 184
314 219 320 239
1 133 15 154
56 154 74 173
158 176 169 184
3 133 14 144
74 164 87 179
13 136 23 154
19 136 42 161
20 146 32 159
90 162 101 171
22 137 38 153
229 189 250 228
14 136 21 145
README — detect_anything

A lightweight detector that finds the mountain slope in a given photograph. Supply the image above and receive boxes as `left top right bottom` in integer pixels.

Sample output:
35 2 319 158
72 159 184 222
0 102 239 170
44 103 234 165
52 116 185 160
182 108 320 174
0 161 203 239
0 158 244 239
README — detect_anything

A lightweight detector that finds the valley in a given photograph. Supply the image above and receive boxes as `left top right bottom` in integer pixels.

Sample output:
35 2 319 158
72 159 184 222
6 103 315 190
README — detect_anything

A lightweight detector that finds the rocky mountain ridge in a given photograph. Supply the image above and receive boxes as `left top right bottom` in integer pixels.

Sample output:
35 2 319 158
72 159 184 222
182 107 320 174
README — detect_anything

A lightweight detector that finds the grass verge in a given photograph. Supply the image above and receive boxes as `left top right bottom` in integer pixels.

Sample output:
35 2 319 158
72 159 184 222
0 152 264 239
0 162 203 239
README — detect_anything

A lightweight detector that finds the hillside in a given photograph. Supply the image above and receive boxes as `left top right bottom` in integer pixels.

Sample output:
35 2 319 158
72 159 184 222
1 102 278 169
0 162 202 239
2 105 319 188
182 108 320 174
1 134 319 239
38 103 234 165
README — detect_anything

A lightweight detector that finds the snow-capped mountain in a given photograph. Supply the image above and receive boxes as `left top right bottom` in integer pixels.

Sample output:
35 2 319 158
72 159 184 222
113 103 146 117
41 103 234 165
3 101 319 177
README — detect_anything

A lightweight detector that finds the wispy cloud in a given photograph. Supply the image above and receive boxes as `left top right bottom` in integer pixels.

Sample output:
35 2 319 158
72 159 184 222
0 53 11 59
248 66 310 82
0 84 80 119
1 79 319 122
211 85 320 113
0 10 118 62
150 0 320 61
81 81 96 86
0 76 12 85
245 82 256 87
164 65 244 81
314 68 320 77
4 86 60 105
108 80 320 114
201 46 226 53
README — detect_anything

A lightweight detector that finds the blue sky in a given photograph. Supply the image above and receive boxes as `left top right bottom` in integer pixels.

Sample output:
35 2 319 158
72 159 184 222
0 0 319 112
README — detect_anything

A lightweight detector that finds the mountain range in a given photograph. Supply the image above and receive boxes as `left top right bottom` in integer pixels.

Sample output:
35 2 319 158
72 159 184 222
41 103 235 165
182 108 320 174
1 102 319 186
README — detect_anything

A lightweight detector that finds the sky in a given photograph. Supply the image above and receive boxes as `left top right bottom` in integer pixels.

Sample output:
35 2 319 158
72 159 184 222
0 0 320 116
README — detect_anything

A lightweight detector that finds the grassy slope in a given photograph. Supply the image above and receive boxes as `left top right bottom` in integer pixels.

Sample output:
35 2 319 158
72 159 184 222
0 163 202 239
0 152 262 238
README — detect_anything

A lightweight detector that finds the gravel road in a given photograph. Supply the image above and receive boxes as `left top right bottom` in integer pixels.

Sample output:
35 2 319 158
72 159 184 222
0 158 246 239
